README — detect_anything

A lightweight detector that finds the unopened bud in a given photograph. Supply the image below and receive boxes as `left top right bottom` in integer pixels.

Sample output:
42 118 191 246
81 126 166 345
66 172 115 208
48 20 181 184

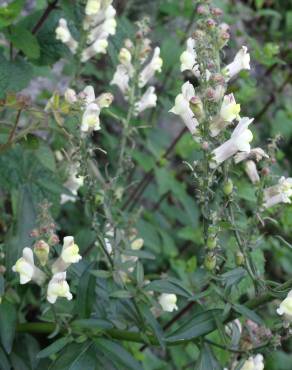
193 30 205 40
206 19 216 29
211 7 223 16
206 88 216 101
235 251 244 266
207 236 217 250
201 141 209 151
204 254 216 271
48 234 59 246
197 5 209 15
30 229 39 238
34 240 50 266
96 93 114 108
190 96 204 118
124 39 134 50
261 167 270 176
119 47 132 64
223 178 233 195
211 73 225 85
0 265 6 274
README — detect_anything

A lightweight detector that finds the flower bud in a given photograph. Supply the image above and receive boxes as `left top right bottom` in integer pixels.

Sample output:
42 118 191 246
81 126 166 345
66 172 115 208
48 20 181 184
211 7 223 16
0 265 6 274
34 240 50 266
206 88 216 101
261 167 270 177
206 19 216 29
190 96 204 119
201 141 209 151
235 251 244 266
48 234 59 246
207 236 217 250
30 229 39 238
223 178 233 196
204 253 216 271
197 5 209 15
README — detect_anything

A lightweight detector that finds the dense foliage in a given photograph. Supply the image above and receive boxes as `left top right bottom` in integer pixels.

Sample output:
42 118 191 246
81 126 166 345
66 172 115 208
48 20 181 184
0 0 291 369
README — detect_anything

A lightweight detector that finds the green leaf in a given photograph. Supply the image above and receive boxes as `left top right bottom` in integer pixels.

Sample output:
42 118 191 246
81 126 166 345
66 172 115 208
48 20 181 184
0 275 4 297
35 143 56 172
194 343 222 370
74 263 96 318
138 303 165 348
110 290 133 299
166 310 223 343
145 279 192 298
0 0 24 28
0 301 17 353
233 304 263 326
50 342 96 370
37 337 72 359
94 338 143 370
9 25 40 59
90 269 112 278
0 346 10 370
0 54 33 98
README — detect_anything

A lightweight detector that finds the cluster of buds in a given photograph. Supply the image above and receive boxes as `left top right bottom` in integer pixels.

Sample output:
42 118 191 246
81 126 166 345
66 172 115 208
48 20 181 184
12 235 81 304
55 0 116 62
64 85 113 133
111 27 163 116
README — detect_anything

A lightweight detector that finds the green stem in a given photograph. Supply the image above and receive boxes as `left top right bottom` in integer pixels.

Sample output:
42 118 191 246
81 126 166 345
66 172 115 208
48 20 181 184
16 278 292 345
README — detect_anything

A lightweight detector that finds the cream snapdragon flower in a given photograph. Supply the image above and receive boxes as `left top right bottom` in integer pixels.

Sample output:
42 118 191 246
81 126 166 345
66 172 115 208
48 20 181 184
277 289 292 322
224 46 251 79
12 248 45 285
158 293 178 312
169 81 199 136
211 117 254 167
52 236 82 273
47 272 73 304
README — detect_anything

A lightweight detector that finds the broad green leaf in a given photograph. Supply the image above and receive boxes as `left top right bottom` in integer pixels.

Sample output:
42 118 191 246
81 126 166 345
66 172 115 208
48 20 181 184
166 310 223 343
138 303 165 348
94 338 143 370
0 301 17 353
0 0 24 28
35 143 56 172
9 25 40 59
0 54 33 98
37 337 72 359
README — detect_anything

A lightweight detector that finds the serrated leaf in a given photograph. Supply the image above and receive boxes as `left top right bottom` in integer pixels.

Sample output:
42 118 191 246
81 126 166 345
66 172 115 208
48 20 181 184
0 301 17 353
166 310 223 343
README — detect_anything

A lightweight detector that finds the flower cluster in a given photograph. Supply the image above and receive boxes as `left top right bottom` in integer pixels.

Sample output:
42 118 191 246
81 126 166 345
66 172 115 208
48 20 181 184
111 34 163 116
64 85 113 133
55 0 117 62
12 228 81 304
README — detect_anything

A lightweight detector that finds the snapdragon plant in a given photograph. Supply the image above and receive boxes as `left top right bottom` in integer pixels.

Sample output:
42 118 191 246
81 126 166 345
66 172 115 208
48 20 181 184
0 0 291 369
